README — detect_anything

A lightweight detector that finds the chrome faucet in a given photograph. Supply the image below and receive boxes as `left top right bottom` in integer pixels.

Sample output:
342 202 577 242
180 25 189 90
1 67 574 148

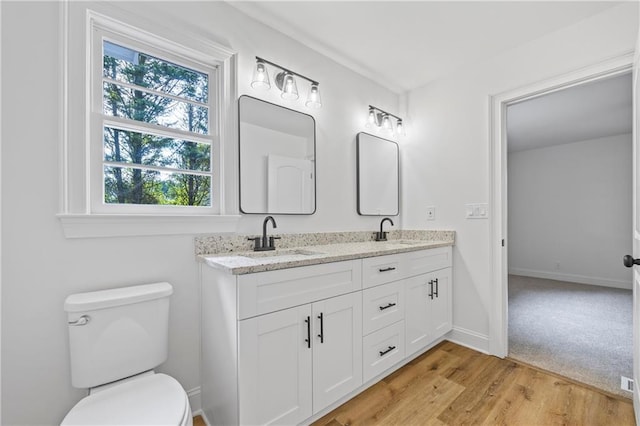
248 216 280 251
375 217 394 241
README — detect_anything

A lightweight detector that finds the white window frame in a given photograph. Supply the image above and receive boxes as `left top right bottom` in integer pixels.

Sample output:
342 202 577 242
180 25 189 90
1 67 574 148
90 25 220 215
58 5 240 238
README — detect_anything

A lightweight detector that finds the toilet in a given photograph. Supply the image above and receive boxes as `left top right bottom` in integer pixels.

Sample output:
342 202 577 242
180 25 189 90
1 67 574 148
61 282 193 426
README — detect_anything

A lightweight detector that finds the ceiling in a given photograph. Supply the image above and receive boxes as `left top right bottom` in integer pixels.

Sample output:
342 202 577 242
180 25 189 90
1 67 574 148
230 1 622 93
507 73 632 153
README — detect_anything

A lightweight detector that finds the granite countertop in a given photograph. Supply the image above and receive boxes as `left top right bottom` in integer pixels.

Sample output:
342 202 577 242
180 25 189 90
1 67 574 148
199 238 454 275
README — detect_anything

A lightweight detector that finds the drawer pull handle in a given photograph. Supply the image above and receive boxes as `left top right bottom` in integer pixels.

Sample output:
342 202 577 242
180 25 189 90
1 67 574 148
379 302 397 311
305 316 311 349
317 312 324 343
379 345 396 357
379 267 396 272
434 278 439 298
428 280 434 300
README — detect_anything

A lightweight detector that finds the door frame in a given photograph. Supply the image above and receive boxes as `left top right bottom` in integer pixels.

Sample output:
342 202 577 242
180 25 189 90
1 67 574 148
488 52 634 358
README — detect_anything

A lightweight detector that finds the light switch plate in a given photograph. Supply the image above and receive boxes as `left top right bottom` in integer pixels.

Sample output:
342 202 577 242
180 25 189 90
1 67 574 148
466 203 488 219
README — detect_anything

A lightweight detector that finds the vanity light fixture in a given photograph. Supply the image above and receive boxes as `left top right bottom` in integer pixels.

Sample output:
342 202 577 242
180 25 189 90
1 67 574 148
365 105 405 137
251 56 322 108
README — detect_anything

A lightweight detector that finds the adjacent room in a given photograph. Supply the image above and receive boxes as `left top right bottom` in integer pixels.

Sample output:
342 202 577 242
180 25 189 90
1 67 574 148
1 1 639 425
507 73 633 398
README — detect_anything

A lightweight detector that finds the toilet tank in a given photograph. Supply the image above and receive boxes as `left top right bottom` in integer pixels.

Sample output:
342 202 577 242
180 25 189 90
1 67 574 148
64 282 173 388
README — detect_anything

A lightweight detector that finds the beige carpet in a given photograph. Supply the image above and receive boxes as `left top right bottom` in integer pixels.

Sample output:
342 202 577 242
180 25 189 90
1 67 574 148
508 275 632 398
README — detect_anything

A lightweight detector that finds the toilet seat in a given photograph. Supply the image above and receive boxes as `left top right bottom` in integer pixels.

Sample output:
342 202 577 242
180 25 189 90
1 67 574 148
61 373 191 425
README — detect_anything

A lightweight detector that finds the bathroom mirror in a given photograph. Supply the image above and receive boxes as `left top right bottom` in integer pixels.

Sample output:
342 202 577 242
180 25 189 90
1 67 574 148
239 95 316 214
357 132 399 216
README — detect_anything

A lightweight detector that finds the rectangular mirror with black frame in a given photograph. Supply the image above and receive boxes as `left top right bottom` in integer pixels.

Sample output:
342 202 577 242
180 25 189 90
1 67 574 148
239 95 316 214
356 132 399 216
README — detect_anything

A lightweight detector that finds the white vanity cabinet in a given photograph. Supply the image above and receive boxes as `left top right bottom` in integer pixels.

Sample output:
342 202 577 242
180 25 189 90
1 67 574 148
200 244 453 426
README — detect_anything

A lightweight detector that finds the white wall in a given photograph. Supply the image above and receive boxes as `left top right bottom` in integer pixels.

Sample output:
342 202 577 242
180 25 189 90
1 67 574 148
403 3 638 351
508 134 633 289
0 2 398 424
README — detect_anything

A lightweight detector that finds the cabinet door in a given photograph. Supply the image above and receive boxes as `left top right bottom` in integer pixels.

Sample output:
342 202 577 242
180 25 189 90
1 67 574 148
431 268 452 339
405 274 432 357
239 305 312 425
312 292 363 412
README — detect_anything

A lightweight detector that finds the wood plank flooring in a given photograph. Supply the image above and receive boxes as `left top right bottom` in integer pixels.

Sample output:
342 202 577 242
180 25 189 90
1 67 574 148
192 341 634 425
312 341 635 426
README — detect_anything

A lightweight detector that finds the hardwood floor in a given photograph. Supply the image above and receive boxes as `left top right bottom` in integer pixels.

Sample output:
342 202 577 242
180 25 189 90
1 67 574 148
312 341 635 426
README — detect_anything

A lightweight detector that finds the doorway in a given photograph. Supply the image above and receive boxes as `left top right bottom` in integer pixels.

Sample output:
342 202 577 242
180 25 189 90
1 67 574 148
504 73 633 396
489 54 634 391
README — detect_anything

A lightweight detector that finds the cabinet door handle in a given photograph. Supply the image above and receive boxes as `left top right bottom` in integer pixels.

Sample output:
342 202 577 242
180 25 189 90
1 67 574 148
378 267 396 272
304 316 311 349
379 302 397 311
428 280 434 300
379 345 396 357
317 312 324 343
434 278 439 298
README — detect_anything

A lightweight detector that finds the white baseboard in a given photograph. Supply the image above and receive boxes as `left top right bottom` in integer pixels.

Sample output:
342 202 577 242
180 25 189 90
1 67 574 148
446 326 490 354
509 267 632 290
187 386 202 418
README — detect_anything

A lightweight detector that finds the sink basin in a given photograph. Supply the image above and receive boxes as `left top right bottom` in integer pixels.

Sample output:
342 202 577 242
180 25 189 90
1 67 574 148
239 249 325 260
386 240 424 246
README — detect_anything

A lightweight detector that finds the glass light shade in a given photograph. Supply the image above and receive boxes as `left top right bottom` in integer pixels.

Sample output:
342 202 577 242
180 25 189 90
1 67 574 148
365 108 377 128
382 114 393 132
305 83 322 108
251 60 270 90
396 119 405 136
280 73 299 100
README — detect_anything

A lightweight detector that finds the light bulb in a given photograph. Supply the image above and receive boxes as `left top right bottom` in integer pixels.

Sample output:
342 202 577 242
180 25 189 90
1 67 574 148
382 114 392 131
281 73 299 100
251 60 270 90
305 83 322 108
366 108 377 128
396 119 405 137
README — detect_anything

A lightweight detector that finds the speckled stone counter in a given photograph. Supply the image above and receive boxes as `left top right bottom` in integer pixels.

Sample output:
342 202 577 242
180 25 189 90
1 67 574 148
197 230 454 275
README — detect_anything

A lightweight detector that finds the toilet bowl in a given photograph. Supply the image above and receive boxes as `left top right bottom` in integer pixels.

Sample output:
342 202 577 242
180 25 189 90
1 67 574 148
62 282 192 426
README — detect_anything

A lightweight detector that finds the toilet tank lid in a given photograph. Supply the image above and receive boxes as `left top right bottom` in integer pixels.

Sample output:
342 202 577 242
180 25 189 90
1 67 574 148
64 282 173 313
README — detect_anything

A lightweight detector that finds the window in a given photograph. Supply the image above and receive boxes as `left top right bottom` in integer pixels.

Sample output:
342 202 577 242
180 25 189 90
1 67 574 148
91 26 220 214
58 9 239 238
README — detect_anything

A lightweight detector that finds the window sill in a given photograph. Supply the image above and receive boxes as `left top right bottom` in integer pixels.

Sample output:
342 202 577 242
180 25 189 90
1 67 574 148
57 214 241 239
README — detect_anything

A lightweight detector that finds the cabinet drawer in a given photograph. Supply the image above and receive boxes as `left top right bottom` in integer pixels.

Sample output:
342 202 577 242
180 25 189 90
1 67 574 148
238 260 362 320
362 281 405 336
362 254 404 288
362 321 405 383
404 246 452 278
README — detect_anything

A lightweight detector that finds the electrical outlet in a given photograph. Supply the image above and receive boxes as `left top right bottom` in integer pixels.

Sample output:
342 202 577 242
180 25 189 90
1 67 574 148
426 207 435 221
